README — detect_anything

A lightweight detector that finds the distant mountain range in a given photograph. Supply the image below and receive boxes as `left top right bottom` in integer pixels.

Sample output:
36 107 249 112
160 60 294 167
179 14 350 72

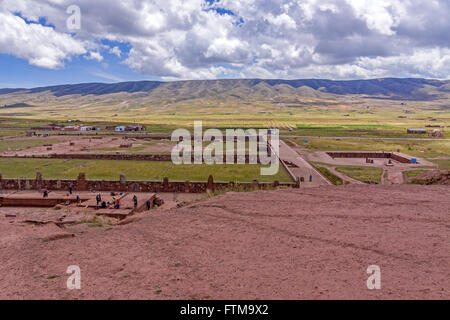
1 78 449 100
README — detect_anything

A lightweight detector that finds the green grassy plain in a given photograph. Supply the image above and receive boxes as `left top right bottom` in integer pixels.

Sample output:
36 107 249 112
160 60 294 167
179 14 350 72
335 166 383 184
402 170 429 180
0 138 62 153
291 137 450 159
313 165 345 186
430 159 450 170
0 158 291 182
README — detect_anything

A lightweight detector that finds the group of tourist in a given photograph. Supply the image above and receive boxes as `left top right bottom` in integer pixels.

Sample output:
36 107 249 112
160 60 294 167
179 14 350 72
42 186 152 211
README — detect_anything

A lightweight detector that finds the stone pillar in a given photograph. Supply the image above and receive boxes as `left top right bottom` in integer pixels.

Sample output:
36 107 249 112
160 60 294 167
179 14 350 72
295 177 301 188
34 172 42 190
207 175 214 192
120 174 126 185
77 173 87 191
56 180 61 189
163 177 169 190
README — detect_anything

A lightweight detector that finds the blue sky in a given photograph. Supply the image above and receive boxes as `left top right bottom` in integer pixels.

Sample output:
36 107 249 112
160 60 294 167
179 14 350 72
0 39 154 88
0 51 152 88
0 0 449 88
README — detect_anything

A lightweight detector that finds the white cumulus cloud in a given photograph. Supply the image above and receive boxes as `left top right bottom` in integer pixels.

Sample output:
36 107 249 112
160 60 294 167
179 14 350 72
0 11 86 69
0 0 449 80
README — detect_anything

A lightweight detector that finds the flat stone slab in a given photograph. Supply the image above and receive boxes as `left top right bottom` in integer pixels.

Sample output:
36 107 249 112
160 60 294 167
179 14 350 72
95 209 132 220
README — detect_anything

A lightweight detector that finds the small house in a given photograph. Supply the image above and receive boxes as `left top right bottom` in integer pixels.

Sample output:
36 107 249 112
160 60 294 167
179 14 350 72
125 125 146 132
62 125 80 131
407 128 426 134
428 129 444 137
80 126 95 131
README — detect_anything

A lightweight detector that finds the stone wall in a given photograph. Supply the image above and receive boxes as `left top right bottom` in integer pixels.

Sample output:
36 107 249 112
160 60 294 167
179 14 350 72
326 152 411 163
0 153 268 164
390 153 412 164
0 173 296 193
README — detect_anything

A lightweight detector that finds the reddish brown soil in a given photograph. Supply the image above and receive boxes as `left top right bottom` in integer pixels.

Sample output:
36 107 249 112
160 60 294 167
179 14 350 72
0 184 448 300
0 136 176 156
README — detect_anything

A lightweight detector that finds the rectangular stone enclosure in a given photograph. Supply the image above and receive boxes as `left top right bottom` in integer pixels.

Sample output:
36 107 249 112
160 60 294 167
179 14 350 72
326 152 412 164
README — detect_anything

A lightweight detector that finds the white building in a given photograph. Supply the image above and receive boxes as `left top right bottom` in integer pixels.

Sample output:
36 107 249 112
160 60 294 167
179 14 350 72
81 126 95 131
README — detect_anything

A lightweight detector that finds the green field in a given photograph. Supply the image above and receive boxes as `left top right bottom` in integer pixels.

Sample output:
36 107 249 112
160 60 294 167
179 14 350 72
0 158 290 182
335 166 383 184
0 138 62 153
312 165 345 186
430 159 450 170
291 137 450 158
402 170 429 181
0 130 26 137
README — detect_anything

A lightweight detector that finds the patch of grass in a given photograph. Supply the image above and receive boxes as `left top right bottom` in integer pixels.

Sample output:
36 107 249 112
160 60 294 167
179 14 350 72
70 216 104 227
0 138 62 153
312 165 345 186
430 159 450 170
92 147 121 152
403 170 429 180
291 137 450 158
0 158 290 182
336 166 383 184
0 130 25 137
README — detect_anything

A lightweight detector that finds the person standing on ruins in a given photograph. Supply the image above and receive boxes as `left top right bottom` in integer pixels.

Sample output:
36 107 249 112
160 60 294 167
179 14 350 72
146 200 151 211
68 184 73 195
96 194 102 209
133 195 138 209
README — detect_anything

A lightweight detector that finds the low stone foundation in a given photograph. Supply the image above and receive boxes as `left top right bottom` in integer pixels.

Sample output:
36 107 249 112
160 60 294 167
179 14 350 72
0 173 296 194
0 153 267 164
0 197 80 207
326 152 411 164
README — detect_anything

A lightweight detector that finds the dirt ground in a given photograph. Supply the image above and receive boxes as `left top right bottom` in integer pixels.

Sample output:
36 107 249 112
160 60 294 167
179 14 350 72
1 135 252 156
0 136 177 156
0 184 448 300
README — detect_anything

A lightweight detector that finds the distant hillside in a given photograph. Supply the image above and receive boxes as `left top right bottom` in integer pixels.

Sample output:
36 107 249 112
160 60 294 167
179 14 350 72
0 78 448 100
0 103 36 109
